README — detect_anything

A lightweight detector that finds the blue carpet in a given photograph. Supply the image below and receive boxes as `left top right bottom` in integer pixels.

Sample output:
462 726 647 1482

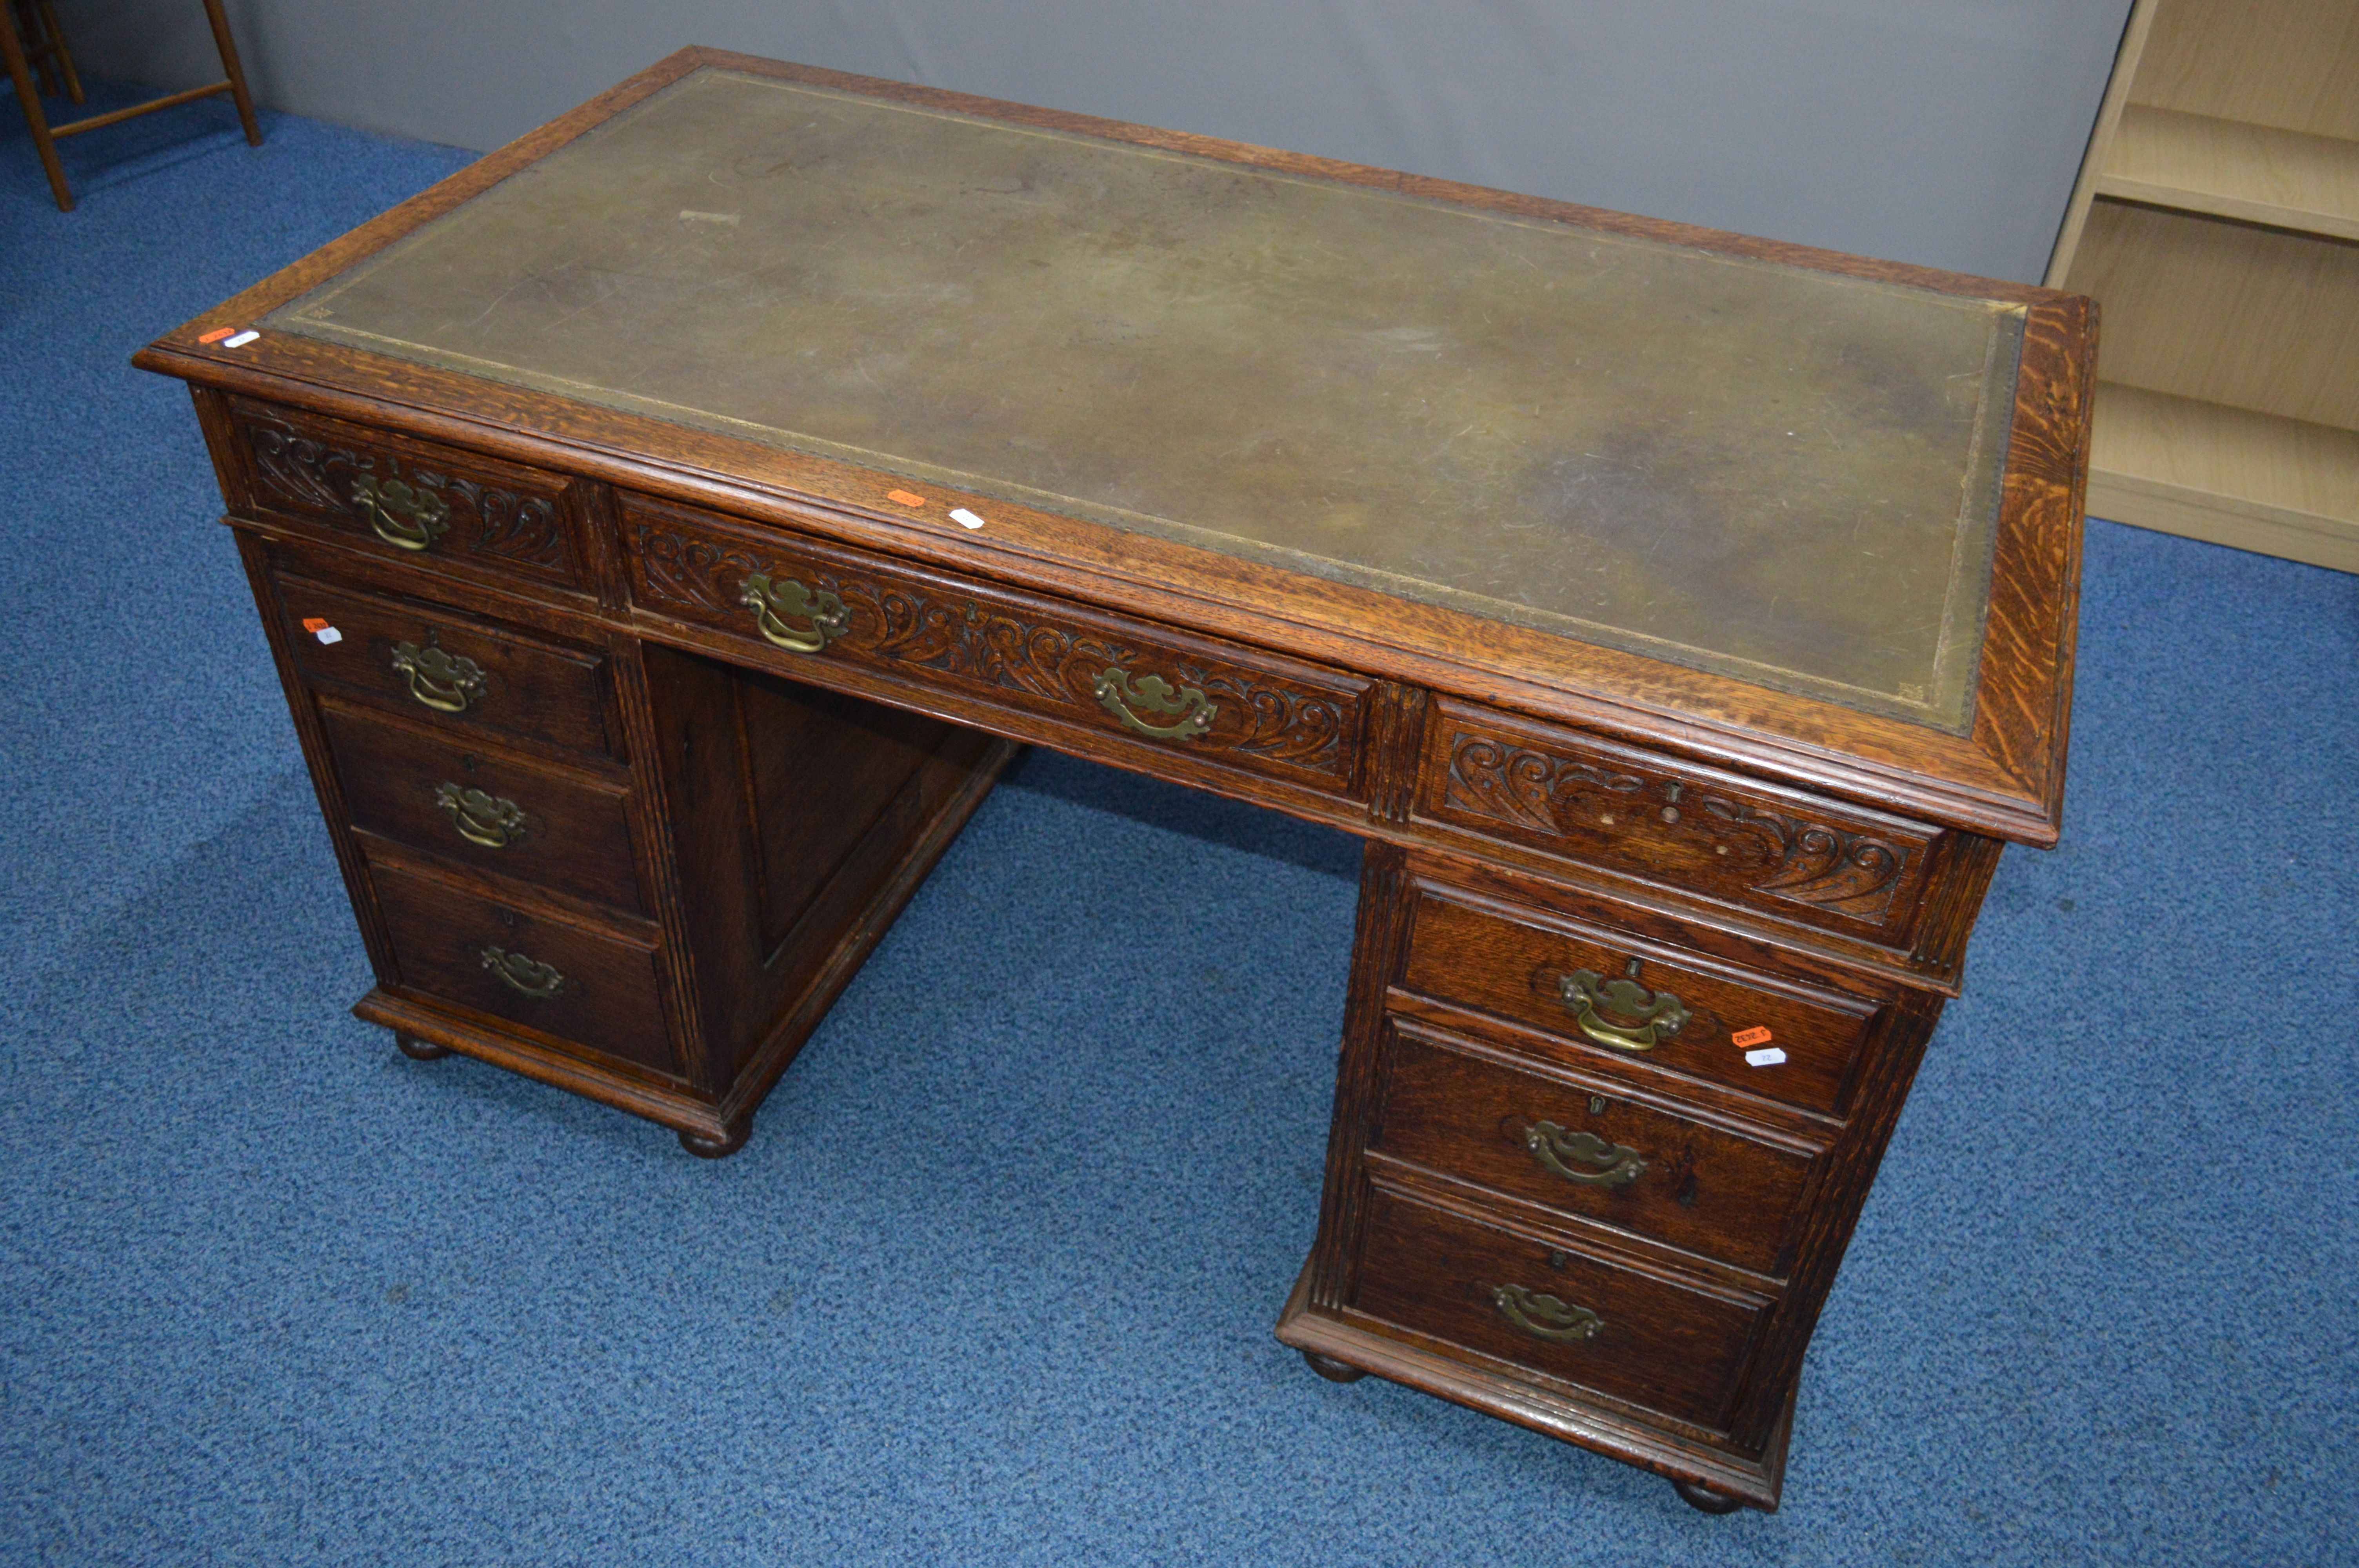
4 85 2354 1567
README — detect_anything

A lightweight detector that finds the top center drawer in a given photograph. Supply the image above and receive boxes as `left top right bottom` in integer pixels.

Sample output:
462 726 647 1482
616 494 1372 803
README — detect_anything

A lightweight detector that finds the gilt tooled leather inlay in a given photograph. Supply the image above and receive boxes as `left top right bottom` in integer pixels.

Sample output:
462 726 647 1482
242 412 572 576
265 69 2028 732
1440 730 1914 922
630 522 1356 781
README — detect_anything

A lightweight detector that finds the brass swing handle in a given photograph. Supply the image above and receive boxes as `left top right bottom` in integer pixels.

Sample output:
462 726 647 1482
1094 667 1216 741
435 783 527 849
354 474 451 551
1559 967 1690 1053
739 573 850 653
1491 1283 1605 1343
390 641 486 713
482 946 565 1000
1523 1122 1647 1188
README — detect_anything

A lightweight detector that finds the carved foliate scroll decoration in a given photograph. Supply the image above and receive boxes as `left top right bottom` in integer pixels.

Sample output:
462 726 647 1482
241 413 572 577
1440 730 1911 922
629 523 1353 782
1694 795 1910 918
1445 737 1645 834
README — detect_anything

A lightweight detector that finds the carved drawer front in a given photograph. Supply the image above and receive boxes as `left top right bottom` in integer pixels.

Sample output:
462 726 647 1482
1415 700 1941 947
1397 882 1885 1120
274 572 620 759
1350 1181 1770 1432
368 857 676 1078
231 398 585 592
618 494 1371 800
1370 1018 1819 1278
320 699 644 916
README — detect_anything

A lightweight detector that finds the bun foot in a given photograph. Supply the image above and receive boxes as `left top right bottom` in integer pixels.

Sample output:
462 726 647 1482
1672 1478 1746 1515
395 1033 454 1061
678 1121 752 1160
1302 1350 1367 1384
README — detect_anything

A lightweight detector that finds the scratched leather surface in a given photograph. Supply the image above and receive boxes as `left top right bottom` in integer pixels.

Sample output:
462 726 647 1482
271 68 2025 731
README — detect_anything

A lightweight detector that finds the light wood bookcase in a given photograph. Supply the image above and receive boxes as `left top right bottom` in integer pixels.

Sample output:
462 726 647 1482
2048 0 2359 573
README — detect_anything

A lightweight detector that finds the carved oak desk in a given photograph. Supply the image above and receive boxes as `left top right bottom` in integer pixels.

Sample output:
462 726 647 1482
137 50 2090 1515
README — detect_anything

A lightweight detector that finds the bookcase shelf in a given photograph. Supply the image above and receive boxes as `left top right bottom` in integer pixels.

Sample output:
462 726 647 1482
2099 105 2359 242
2088 383 2359 572
2048 0 2359 573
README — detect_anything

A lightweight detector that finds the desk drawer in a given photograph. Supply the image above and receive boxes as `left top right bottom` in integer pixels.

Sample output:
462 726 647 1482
1414 699 1941 946
1372 1018 1819 1277
1350 1183 1769 1431
230 398 586 593
369 857 676 1078
321 700 644 916
1398 881 1885 1119
273 572 621 760
618 495 1370 801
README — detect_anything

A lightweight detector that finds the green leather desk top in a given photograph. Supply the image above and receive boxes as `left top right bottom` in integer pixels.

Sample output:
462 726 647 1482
269 67 2028 733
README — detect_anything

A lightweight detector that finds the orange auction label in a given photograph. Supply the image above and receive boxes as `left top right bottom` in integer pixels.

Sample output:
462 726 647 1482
887 490 927 507
301 617 331 633
198 326 238 343
1731 1026 1773 1048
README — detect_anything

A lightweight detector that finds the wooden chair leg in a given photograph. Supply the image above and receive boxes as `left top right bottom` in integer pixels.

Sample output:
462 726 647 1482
198 0 261 146
9 0 51 96
0 5 71 210
30 0 79 104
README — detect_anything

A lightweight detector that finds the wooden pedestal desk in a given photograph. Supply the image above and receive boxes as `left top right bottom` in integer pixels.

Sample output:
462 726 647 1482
138 50 2091 1514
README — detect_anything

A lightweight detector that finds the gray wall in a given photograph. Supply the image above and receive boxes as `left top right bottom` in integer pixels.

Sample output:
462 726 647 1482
58 0 2129 283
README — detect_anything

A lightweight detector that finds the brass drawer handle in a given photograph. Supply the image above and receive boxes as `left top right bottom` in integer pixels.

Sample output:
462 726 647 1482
354 474 451 550
435 783 527 848
390 641 486 713
739 572 849 652
482 946 565 999
1524 1122 1647 1188
1491 1283 1604 1343
1559 960 1690 1052
1093 667 1216 741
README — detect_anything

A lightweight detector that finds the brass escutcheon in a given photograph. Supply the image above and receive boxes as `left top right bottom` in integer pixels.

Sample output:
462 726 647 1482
434 783 526 848
1490 1283 1605 1343
481 946 564 1000
740 572 850 652
353 473 451 550
1559 960 1690 1052
390 641 486 713
1093 667 1216 741
1523 1121 1648 1188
